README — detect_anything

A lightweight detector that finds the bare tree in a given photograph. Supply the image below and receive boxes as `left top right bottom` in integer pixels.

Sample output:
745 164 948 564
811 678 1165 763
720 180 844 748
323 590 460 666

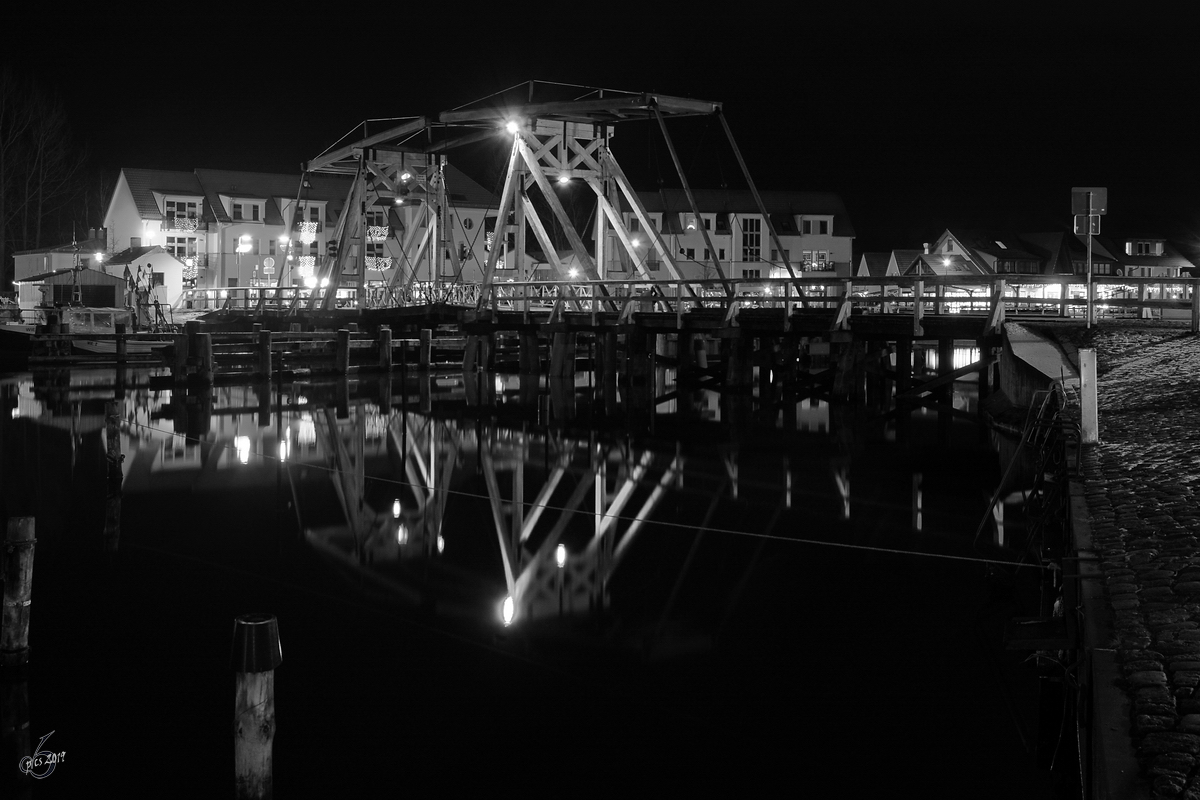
0 68 89 292
0 69 33 291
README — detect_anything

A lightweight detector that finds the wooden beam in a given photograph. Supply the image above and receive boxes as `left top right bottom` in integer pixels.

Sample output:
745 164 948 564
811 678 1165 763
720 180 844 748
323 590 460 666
651 105 731 293
305 118 429 173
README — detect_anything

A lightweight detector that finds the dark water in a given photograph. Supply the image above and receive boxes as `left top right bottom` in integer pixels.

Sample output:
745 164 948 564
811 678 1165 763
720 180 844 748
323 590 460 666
0 359 1068 797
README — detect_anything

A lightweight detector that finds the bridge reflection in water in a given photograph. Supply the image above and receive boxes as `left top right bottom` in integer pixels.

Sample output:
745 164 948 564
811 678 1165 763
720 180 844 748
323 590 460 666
0 365 1058 794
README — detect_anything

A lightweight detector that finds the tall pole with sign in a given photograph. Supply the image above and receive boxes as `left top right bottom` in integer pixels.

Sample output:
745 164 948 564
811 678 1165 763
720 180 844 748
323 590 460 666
1072 187 1107 329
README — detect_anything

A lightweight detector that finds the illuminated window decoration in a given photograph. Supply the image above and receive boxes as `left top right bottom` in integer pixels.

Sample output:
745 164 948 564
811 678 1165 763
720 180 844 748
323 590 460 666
297 256 316 277
182 263 198 280
170 216 198 232
365 256 393 272
367 225 389 243
298 221 318 244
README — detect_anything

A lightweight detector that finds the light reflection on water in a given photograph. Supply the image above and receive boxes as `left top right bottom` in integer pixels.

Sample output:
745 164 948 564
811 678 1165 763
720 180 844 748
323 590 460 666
0 364 1056 793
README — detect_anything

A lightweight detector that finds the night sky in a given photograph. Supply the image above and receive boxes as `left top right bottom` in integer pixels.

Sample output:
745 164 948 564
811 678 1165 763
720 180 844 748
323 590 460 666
6 6 1199 256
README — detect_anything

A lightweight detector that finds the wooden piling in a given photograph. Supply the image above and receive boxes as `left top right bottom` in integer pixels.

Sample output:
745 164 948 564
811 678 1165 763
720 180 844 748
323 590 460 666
173 332 190 382
198 332 214 383
115 322 127 365
419 329 432 371
335 329 350 374
257 330 272 378
1 518 35 667
519 333 541 375
231 613 281 800
378 326 392 371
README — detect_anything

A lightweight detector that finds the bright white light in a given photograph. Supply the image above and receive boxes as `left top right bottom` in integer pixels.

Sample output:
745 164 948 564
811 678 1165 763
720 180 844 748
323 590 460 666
394 197 404 206
219 290 229 299
393 499 401 519
319 278 329 288
234 436 251 465
557 175 570 185
237 235 253 254
555 544 566 568
95 252 104 263
399 171 413 182
568 267 579 278
501 596 515 626
943 258 951 267
505 120 519 134
279 439 290 461
304 276 317 289
11 408 18 419
278 236 290 245
631 237 641 247
396 524 408 545
494 376 504 394
436 535 445 554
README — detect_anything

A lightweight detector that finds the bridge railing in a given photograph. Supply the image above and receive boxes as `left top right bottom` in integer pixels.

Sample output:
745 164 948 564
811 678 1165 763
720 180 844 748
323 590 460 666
174 275 1200 330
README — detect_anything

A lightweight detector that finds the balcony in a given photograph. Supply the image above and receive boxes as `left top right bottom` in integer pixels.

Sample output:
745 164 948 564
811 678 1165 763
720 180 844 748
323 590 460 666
165 216 207 232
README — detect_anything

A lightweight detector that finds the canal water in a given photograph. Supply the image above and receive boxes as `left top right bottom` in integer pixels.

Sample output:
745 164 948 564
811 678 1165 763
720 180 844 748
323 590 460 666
0 353 1068 797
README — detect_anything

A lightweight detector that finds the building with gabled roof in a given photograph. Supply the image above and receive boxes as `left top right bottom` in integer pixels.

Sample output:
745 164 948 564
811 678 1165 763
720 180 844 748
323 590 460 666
855 252 894 279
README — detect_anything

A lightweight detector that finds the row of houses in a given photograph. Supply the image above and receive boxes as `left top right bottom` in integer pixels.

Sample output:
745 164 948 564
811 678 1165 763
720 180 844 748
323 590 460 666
9 166 860 308
11 163 1197 313
858 228 1198 281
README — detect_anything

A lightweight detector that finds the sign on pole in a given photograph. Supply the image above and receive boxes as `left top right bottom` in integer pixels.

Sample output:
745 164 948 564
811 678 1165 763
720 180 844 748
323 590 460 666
1071 187 1108 216
1073 215 1100 235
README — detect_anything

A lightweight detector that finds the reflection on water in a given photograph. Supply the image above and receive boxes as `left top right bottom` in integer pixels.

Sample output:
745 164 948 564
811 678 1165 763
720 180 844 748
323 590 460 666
0 363 1060 794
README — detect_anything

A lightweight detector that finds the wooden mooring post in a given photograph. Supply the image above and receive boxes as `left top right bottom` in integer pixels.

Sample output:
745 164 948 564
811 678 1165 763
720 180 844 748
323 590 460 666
231 613 281 800
1 518 36 667
335 329 351 375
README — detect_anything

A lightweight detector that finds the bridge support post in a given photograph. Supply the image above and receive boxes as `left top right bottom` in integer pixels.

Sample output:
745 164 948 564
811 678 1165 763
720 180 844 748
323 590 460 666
518 334 539 375
335 329 350 374
723 333 753 391
197 332 214 383
419 329 432 371
257 330 272 378
378 326 392 372
626 327 650 385
173 332 190 382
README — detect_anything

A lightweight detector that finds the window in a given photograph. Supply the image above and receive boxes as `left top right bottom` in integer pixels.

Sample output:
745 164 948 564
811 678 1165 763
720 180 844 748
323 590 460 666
742 268 761 279
741 217 761 262
683 248 695 260
166 236 197 259
719 248 725 260
233 204 243 220
251 205 260 222
269 239 276 256
819 220 828 235
771 249 789 262
165 200 198 220
703 217 711 230
629 218 640 232
152 272 164 287
802 220 812 235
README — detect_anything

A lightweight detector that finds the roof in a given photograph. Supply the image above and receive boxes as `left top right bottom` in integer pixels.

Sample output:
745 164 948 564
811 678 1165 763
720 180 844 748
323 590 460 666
945 229 1041 262
908 253 988 276
104 246 162 266
630 188 856 238
857 252 891 278
889 249 923 273
121 169 207 221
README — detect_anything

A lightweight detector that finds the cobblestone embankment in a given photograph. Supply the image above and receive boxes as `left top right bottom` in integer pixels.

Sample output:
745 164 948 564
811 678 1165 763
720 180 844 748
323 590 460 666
1033 321 1200 799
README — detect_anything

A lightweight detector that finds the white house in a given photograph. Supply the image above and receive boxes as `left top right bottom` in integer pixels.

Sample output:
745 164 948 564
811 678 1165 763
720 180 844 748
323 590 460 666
102 166 500 294
622 188 856 284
